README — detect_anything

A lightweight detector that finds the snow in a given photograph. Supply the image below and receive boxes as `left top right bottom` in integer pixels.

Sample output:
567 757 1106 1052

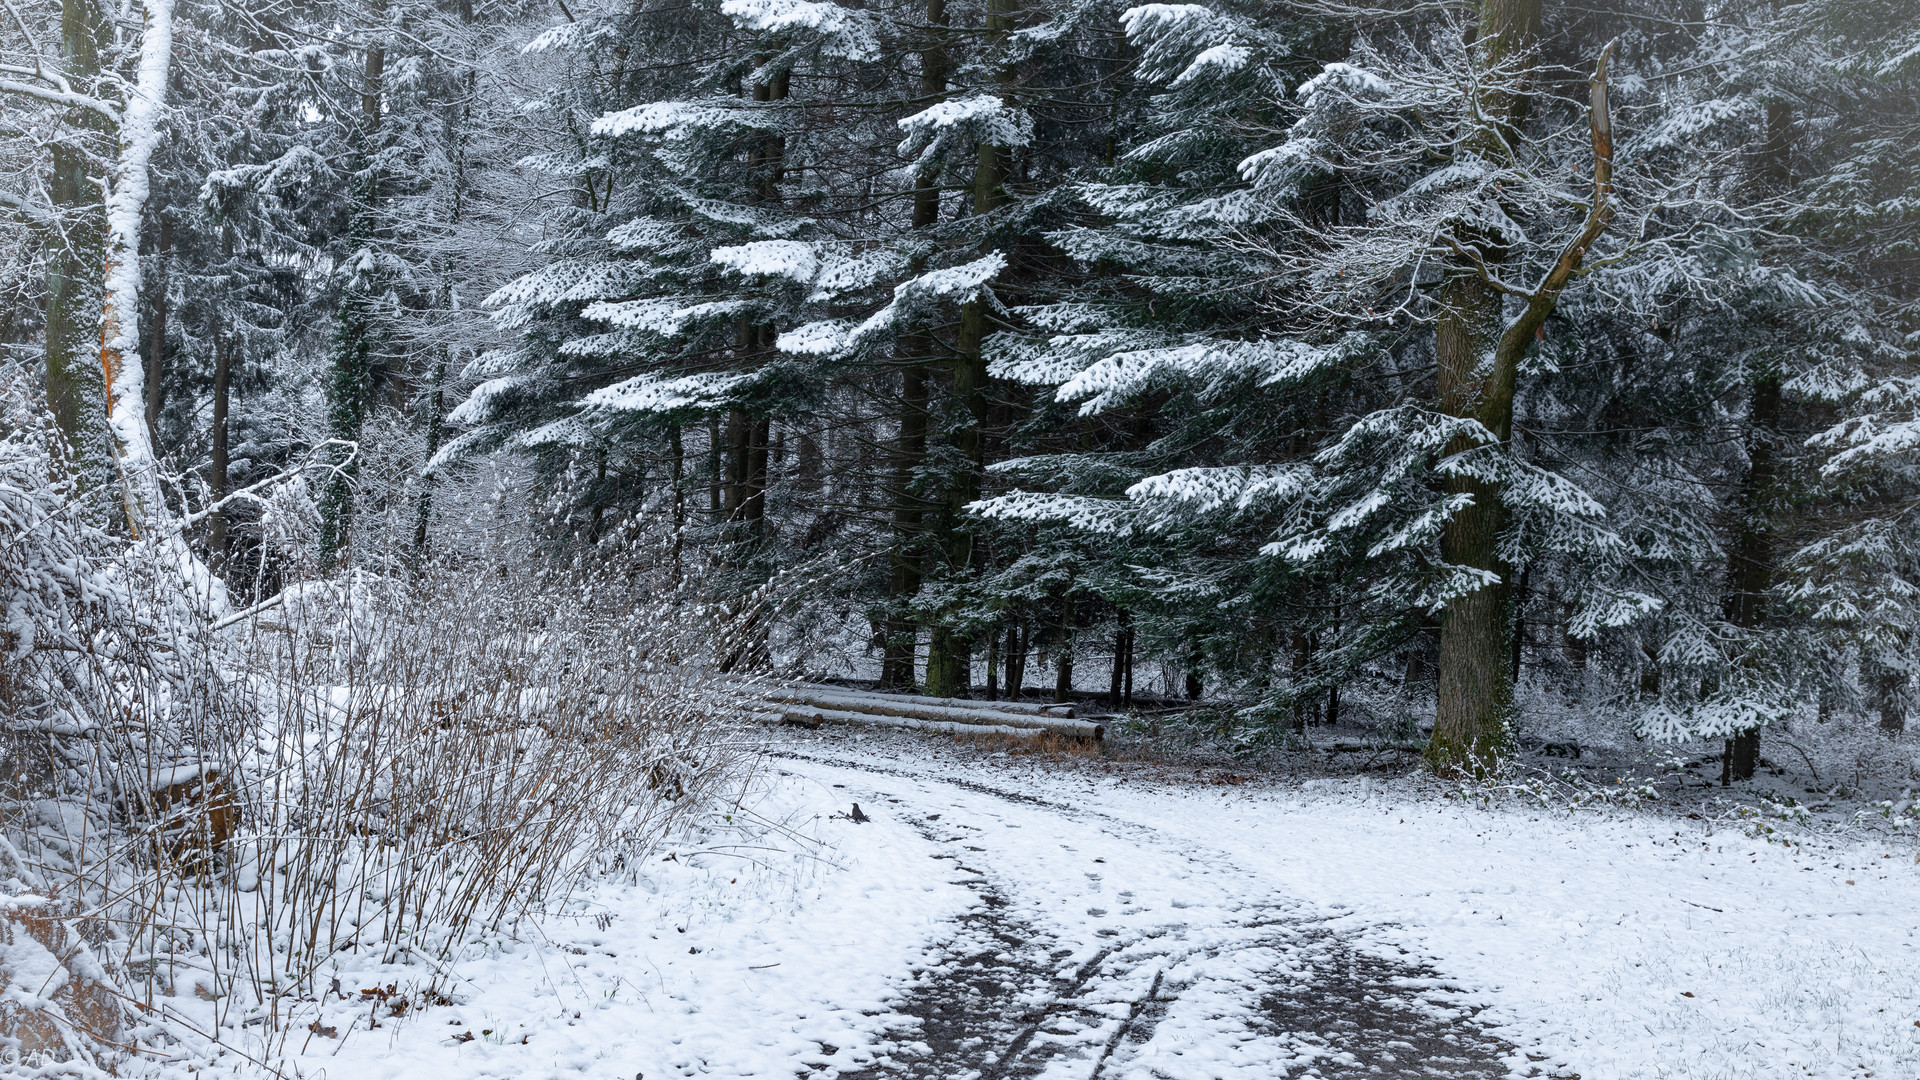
776 320 854 355
1125 464 1311 516
896 97 1031 175
582 372 753 414
839 254 1007 352
0 931 68 1010
719 0 877 59
1118 4 1213 34
1171 44 1250 86
449 375 530 425
1052 338 1338 416
262 769 975 1080
247 733 1920 1080
896 96 1024 138
579 297 750 336
1295 62 1391 104
710 239 819 282
591 101 739 140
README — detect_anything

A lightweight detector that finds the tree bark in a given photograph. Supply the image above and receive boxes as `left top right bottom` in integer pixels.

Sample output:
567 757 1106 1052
1004 620 1026 700
1429 270 1514 774
1426 21 1619 777
44 0 104 463
1719 101 1797 774
208 329 230 566
725 408 749 520
985 627 1000 700
1052 594 1075 703
145 216 171 449
707 416 722 523
924 0 1009 695
670 424 685 573
320 4 386 566
882 0 949 691
882 361 928 689
97 0 177 534
1869 650 1909 736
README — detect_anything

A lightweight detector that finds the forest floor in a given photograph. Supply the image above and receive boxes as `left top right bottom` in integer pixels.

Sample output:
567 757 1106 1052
278 727 1920 1080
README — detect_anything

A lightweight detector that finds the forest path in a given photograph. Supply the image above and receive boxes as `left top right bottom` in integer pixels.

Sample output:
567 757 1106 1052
772 742 1525 1080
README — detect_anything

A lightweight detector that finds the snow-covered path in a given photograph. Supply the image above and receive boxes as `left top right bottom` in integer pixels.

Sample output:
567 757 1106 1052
294 729 1920 1080
797 745 1516 1080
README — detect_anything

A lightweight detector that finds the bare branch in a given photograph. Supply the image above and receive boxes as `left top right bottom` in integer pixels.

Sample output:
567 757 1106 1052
1482 38 1619 432
0 77 121 125
0 188 51 225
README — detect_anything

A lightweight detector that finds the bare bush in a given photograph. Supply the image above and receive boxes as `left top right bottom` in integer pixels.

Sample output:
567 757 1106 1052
4 380 750 1067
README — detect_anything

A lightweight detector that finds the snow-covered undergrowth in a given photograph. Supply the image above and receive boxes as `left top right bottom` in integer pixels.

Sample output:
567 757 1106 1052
1 391 749 1076
114 567 748 1071
261 762 976 1079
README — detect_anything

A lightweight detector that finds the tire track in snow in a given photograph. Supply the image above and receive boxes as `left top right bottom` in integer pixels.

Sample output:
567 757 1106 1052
776 743 1525 1080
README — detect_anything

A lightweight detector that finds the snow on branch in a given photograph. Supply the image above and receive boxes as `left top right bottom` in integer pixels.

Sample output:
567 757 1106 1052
592 99 761 140
1054 336 1350 415
967 491 1136 534
720 0 879 59
897 97 1031 177
787 254 1007 357
582 372 755 415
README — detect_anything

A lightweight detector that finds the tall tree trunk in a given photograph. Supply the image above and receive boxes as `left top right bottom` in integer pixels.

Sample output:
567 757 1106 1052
725 408 749 520
882 362 928 688
1429 270 1514 774
1426 2 1618 776
1426 0 1538 772
320 4 387 567
746 417 770 525
707 416 722 523
208 329 230 566
926 0 1013 694
882 0 948 692
1004 621 1025 699
1052 594 1075 703
1721 371 1779 781
145 216 171 449
413 350 446 553
985 628 1000 700
45 0 105 467
97 0 177 534
1720 101 1796 778
670 424 685 573
1869 647 1909 736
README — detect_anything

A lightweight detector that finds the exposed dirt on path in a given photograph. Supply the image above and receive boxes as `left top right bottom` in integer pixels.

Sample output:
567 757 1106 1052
783 744 1523 1080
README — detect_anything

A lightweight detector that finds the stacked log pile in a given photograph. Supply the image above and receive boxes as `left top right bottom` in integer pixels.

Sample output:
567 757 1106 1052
756 683 1105 741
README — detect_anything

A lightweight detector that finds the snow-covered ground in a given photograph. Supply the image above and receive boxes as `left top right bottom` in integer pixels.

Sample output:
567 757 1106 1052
270 728 1920 1080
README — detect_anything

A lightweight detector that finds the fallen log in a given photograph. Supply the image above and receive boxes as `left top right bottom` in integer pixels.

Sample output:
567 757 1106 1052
755 702 1104 741
769 681 1079 719
766 686 1095 732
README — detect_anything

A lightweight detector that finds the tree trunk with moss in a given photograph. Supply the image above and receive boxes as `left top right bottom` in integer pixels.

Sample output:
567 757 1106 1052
320 8 387 567
44 0 105 469
1427 1 1618 775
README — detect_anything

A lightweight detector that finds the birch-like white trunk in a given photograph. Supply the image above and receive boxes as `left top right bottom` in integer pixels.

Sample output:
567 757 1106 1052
99 0 174 536
98 0 226 612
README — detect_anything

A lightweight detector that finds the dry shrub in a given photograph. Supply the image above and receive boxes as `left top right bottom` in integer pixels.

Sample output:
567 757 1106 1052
120 555 750 1035
4 414 747 1066
4 372 749 1065
952 728 1108 760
